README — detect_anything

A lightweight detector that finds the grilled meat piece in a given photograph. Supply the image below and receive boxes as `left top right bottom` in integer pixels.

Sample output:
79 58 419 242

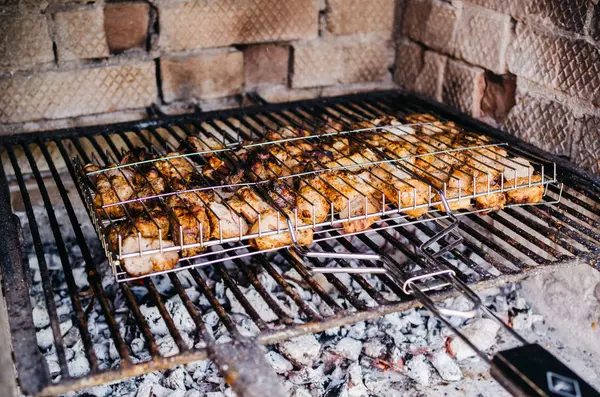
155 152 196 181
86 163 134 218
380 179 431 218
248 209 314 250
120 236 179 277
207 202 249 240
505 175 544 204
132 208 170 239
170 206 210 257
186 136 226 153
296 176 332 224
341 194 384 233
227 187 273 224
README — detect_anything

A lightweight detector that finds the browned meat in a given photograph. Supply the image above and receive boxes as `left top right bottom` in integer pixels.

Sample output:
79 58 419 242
226 187 273 224
505 175 544 204
120 236 179 276
170 206 210 257
248 209 314 250
155 152 196 181
207 202 249 240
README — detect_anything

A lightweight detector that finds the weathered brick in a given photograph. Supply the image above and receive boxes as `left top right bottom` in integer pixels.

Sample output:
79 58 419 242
442 59 485 117
244 44 289 88
160 50 244 103
466 0 589 33
393 40 423 90
159 0 318 52
508 23 600 106
104 2 149 54
591 4 600 43
480 72 516 124
414 51 446 101
327 0 395 36
402 0 457 54
55 8 109 61
503 93 575 157
291 36 390 89
462 0 523 16
452 4 512 74
0 62 156 123
526 0 588 34
572 116 600 174
254 85 321 103
0 14 54 70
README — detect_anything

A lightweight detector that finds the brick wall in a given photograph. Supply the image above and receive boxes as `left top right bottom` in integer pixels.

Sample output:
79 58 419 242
0 0 397 135
394 0 600 174
1 0 597 175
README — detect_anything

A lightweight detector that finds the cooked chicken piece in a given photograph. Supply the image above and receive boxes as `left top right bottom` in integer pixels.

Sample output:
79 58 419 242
475 191 506 213
378 179 430 218
296 177 332 224
207 202 249 240
325 149 380 170
186 136 226 153
226 187 272 223
317 170 376 213
132 208 170 239
404 113 459 135
351 116 401 130
316 120 345 135
248 209 314 250
87 163 133 218
106 222 131 252
434 188 472 212
321 137 350 158
155 152 196 181
120 236 179 277
170 206 210 257
266 126 311 140
341 194 384 233
268 180 297 210
505 175 544 204
165 178 216 208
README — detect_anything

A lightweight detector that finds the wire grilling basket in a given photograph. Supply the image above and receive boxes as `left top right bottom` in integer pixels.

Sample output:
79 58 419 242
74 108 562 283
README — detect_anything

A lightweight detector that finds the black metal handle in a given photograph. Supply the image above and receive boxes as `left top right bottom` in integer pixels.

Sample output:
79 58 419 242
491 343 600 397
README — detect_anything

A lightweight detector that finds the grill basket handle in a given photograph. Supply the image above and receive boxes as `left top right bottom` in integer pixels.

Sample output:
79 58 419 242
491 343 600 397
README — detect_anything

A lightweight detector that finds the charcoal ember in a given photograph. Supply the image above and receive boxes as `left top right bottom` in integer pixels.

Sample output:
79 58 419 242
363 338 387 359
206 392 225 397
226 288 278 322
287 366 325 387
36 319 73 350
156 335 180 357
278 334 322 367
430 351 462 381
511 311 543 330
291 387 312 397
334 337 362 361
346 321 366 340
266 350 293 374
166 296 196 334
447 318 501 360
346 362 368 397
136 373 172 397
140 305 169 336
68 353 91 377
405 354 431 386
32 304 50 328
357 290 377 307
234 315 260 337
165 366 192 390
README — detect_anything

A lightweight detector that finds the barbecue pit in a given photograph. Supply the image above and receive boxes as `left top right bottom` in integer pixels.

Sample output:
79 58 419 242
0 0 599 396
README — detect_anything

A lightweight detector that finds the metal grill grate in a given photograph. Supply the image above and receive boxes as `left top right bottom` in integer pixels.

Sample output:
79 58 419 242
0 91 598 396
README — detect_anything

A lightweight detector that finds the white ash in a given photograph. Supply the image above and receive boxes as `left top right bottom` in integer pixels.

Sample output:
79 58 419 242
446 318 501 361
16 206 600 397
